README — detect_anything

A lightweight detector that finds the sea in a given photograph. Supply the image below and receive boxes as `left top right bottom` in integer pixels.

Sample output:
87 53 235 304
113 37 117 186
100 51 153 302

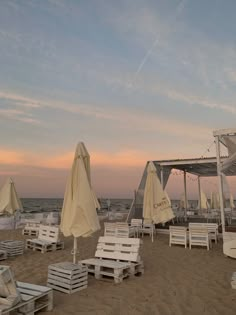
21 198 203 214
21 198 133 213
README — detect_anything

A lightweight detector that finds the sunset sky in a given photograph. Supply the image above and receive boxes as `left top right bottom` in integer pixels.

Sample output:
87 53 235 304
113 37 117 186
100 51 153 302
1 0 236 199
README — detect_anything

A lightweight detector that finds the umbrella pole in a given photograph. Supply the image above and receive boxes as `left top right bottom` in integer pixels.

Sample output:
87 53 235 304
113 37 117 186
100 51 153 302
73 237 77 264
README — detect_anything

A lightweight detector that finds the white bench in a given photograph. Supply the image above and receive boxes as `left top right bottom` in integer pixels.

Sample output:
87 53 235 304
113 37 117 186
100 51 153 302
81 236 144 283
189 223 218 243
169 226 188 248
189 227 210 250
26 225 64 253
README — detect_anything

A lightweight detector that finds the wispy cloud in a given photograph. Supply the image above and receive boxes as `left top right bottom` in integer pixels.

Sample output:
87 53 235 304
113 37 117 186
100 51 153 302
0 109 40 124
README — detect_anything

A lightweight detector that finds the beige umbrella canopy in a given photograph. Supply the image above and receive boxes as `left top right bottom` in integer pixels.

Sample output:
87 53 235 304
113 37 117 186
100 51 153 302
0 177 23 215
60 142 100 263
143 161 175 225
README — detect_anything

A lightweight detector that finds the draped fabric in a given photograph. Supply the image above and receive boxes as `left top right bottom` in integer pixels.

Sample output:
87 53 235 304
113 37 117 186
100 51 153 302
143 162 175 224
60 142 100 238
0 178 23 215
210 192 220 209
197 190 209 210
221 136 236 174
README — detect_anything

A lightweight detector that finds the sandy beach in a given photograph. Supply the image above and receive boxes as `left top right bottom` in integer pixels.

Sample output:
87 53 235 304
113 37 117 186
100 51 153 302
1 222 236 315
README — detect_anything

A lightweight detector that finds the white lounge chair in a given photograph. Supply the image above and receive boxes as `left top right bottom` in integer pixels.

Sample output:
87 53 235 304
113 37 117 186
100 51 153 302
169 226 188 248
26 225 64 253
189 223 218 243
81 236 144 283
189 226 210 250
130 219 143 237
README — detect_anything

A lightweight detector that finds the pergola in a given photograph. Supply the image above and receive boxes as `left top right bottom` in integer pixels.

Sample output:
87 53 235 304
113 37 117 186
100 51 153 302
127 128 236 225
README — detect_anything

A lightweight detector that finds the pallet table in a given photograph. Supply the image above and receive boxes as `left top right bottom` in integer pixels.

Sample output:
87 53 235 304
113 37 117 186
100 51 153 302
0 241 24 257
47 262 88 294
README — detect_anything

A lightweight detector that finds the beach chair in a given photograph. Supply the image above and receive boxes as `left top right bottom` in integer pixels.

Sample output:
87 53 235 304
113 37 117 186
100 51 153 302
25 225 64 253
189 226 210 250
189 223 218 243
140 223 154 242
169 226 188 248
0 265 53 314
104 222 117 237
81 236 144 284
130 219 143 237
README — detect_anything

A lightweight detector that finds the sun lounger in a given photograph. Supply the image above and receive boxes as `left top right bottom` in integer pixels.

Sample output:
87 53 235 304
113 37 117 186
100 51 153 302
25 225 64 253
169 226 188 248
81 236 144 283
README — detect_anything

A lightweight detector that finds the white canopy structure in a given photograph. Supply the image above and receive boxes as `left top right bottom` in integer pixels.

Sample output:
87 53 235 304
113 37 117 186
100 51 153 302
127 129 236 226
127 156 225 222
0 177 23 216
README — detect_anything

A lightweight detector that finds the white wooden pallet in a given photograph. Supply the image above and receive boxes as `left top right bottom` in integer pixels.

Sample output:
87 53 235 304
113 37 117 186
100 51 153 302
0 241 24 257
47 262 88 294
0 266 21 308
22 229 39 237
0 281 53 315
26 240 64 253
0 251 7 261
81 258 130 284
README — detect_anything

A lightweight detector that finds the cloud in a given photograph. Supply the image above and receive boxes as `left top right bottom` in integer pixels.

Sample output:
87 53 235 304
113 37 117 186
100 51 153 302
0 109 40 124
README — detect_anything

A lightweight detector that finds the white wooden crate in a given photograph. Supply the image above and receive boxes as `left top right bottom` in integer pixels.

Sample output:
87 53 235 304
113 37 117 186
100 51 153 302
0 241 24 257
22 229 39 237
0 281 53 315
47 262 88 294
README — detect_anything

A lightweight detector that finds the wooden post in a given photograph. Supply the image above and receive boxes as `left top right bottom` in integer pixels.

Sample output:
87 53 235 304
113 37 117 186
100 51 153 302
73 237 77 264
215 136 225 233
184 171 188 221
198 176 201 210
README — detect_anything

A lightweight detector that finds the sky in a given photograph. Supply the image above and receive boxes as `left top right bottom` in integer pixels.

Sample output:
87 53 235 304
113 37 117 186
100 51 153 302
1 0 236 199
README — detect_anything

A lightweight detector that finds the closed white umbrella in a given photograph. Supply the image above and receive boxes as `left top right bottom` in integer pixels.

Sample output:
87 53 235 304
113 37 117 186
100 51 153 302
0 177 23 215
143 161 175 225
60 142 100 263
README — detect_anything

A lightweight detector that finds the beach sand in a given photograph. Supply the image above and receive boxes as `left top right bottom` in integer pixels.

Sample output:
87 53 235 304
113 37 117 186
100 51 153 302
1 223 236 315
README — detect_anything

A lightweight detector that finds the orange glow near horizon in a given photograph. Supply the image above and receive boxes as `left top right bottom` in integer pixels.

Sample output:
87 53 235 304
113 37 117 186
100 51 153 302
0 147 169 169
